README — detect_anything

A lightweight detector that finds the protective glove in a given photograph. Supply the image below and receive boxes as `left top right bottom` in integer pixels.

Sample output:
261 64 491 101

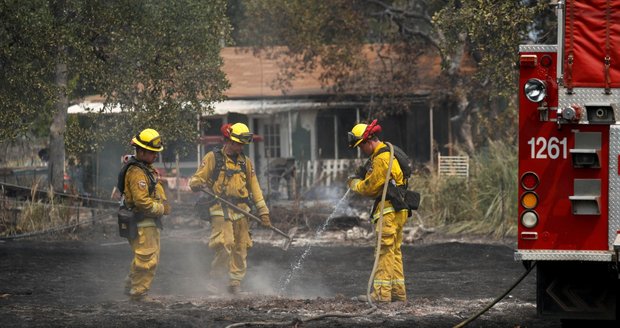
347 174 359 181
260 214 272 227
354 165 367 179
163 201 171 215
347 178 361 190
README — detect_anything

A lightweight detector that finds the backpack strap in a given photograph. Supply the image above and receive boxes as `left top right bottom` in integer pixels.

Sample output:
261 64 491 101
374 143 410 187
208 148 225 187
117 157 157 196
207 148 252 196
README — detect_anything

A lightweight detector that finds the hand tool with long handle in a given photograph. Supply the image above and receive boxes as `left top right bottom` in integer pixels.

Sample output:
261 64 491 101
201 188 296 250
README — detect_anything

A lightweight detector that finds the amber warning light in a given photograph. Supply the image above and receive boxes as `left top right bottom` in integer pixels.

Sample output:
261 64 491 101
520 172 540 230
520 54 537 68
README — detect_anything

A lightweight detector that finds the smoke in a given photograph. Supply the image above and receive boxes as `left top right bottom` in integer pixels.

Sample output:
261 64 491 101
95 142 130 195
244 260 332 299
69 182 366 303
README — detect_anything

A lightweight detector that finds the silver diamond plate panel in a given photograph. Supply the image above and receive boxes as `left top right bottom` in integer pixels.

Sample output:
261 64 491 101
558 88 620 124
519 44 557 53
514 250 612 262
609 125 620 248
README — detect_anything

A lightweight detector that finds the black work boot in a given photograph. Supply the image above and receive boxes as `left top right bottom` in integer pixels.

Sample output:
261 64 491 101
352 294 387 303
205 282 222 295
228 285 241 295
129 293 158 303
123 276 132 296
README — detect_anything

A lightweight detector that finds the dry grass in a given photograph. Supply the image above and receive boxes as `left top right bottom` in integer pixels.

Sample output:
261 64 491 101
409 140 517 239
1 183 75 237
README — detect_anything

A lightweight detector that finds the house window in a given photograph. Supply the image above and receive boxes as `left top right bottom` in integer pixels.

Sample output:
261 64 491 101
264 123 281 158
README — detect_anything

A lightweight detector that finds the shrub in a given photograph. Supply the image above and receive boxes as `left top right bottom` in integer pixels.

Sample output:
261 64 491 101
410 140 517 238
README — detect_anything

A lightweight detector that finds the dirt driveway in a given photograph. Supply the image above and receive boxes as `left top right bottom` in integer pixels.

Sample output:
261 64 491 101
0 223 565 328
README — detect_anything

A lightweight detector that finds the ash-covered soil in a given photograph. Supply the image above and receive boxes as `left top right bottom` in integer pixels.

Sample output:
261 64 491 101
0 221 569 328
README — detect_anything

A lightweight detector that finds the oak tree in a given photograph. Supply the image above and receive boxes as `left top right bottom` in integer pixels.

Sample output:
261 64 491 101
237 0 551 154
1 0 231 191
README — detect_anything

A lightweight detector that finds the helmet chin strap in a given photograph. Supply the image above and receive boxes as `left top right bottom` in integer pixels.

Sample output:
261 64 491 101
223 140 242 156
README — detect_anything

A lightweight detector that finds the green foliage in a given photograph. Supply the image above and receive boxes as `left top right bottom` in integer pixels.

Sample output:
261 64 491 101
89 0 231 148
238 0 554 151
433 0 552 97
0 0 58 140
1 0 232 154
239 0 368 93
410 139 518 238
65 114 99 156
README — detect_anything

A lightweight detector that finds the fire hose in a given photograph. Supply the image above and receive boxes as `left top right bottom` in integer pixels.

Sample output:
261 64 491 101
222 148 394 328
224 307 377 328
452 261 537 328
365 142 395 307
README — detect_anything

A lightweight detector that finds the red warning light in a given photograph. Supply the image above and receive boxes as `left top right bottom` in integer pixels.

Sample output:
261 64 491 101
521 172 539 190
540 54 553 67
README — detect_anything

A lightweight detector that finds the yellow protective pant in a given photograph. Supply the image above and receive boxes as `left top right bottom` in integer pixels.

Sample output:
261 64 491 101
127 226 160 297
372 210 408 302
208 216 253 286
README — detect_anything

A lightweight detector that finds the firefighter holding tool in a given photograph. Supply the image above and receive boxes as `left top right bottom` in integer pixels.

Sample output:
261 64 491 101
118 128 170 302
189 122 271 295
347 120 409 303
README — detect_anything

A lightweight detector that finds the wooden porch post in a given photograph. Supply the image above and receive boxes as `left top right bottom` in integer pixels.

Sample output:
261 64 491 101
334 115 339 159
430 107 434 168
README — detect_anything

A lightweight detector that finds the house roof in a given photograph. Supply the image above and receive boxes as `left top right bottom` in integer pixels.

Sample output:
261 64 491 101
222 47 326 98
69 44 450 114
223 45 444 98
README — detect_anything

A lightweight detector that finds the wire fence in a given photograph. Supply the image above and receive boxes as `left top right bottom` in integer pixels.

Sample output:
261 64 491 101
0 210 116 241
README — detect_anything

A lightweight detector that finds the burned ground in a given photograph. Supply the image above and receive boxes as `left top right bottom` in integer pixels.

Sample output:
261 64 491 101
0 217 574 328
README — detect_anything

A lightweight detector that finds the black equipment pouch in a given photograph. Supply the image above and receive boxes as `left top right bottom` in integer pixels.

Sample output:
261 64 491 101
118 206 139 240
194 194 217 221
369 143 420 218
377 181 421 218
386 181 409 212
405 190 420 211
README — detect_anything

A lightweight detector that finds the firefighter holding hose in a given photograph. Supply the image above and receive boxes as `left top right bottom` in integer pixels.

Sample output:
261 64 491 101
189 122 271 295
347 120 409 303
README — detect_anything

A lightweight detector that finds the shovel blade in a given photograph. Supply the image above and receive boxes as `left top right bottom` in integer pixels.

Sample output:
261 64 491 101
281 226 298 251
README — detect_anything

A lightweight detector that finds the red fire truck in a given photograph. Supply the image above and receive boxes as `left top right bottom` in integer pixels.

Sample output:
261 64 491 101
517 0 620 321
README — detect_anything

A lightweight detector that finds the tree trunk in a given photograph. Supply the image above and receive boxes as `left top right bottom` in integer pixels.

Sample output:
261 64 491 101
458 115 475 155
49 55 68 192
455 90 475 155
442 32 475 155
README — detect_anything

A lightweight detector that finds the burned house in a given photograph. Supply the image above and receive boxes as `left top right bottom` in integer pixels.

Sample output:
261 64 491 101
68 46 454 199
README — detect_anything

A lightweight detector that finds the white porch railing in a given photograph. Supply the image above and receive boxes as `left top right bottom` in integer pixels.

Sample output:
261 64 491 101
299 159 361 189
438 154 469 178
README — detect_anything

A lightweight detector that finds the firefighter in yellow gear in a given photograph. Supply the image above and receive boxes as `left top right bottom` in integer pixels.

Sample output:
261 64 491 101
121 128 170 301
347 120 408 302
189 122 271 295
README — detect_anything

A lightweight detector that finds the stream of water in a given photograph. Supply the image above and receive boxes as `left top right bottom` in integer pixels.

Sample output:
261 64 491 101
278 189 351 294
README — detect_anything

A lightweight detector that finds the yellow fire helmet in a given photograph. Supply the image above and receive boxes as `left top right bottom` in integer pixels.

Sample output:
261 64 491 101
132 128 164 152
229 123 253 144
348 119 381 148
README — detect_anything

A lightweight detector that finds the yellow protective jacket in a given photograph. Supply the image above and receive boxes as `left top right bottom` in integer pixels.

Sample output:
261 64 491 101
189 149 269 220
123 163 167 228
349 141 406 221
